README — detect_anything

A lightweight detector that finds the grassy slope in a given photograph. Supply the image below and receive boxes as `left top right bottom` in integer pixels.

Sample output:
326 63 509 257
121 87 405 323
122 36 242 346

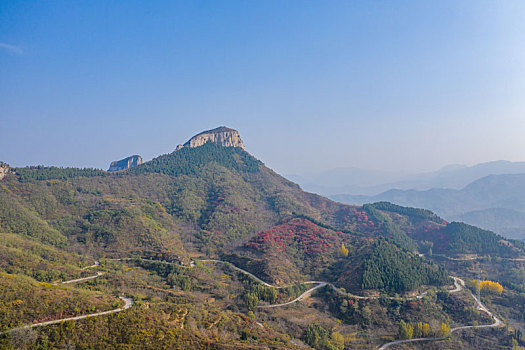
0 233 90 282
0 271 117 331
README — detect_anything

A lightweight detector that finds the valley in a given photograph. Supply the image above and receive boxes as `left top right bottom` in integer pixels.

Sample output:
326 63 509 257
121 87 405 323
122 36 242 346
0 255 503 349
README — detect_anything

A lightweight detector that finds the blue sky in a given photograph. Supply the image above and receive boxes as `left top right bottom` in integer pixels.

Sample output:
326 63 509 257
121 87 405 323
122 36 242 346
1 1 524 174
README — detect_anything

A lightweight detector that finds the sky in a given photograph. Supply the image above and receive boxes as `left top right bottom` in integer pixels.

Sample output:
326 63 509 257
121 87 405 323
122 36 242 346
1 1 524 175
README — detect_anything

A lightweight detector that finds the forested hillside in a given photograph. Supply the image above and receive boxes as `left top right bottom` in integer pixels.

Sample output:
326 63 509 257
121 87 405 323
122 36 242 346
1 136 525 349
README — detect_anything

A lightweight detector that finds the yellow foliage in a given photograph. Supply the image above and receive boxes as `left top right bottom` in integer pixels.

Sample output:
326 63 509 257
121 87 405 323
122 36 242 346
413 322 430 338
331 332 345 350
39 282 53 289
469 279 503 295
422 323 430 337
339 243 349 257
439 322 450 337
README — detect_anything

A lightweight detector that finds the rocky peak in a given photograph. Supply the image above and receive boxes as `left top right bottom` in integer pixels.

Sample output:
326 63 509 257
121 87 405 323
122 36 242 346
108 155 143 172
177 126 245 151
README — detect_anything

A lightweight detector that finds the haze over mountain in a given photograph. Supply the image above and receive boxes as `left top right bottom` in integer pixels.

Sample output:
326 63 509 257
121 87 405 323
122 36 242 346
331 173 525 240
291 160 525 196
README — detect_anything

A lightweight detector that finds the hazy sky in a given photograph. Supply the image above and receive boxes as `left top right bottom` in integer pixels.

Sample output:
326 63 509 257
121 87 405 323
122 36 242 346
1 1 524 175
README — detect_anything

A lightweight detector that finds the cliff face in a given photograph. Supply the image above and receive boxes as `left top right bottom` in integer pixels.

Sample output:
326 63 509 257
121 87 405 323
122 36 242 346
0 162 9 180
108 155 143 172
180 126 245 150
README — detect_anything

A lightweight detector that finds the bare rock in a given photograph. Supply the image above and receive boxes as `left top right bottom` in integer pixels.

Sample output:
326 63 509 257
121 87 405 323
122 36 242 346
183 126 244 150
108 155 143 172
0 162 9 180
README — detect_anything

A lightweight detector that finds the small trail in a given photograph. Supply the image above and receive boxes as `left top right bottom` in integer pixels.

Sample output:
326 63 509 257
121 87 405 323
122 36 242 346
1 262 133 336
377 277 502 349
82 261 100 270
199 259 273 287
433 254 525 262
52 271 105 285
259 282 328 308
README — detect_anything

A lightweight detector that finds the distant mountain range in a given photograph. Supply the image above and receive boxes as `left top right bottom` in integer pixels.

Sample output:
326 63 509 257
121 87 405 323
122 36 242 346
289 160 525 196
331 173 525 240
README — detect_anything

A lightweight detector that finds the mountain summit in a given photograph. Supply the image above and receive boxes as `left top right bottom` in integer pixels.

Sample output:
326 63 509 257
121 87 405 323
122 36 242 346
175 126 244 151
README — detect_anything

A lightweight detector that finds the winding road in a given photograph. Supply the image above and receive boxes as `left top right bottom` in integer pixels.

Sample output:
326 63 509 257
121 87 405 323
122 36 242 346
4 256 500 348
377 276 502 349
1 263 133 335
198 259 503 349
199 260 439 308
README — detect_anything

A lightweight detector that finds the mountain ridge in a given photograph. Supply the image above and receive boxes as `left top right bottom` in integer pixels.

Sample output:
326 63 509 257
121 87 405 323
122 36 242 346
331 173 525 239
293 160 525 196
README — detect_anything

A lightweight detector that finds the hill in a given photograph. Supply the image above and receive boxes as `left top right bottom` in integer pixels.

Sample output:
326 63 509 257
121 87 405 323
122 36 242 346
1 127 525 349
5 130 524 277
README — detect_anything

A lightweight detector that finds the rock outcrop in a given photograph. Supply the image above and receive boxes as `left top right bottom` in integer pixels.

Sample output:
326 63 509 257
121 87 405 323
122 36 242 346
180 126 245 150
0 162 9 180
108 155 143 172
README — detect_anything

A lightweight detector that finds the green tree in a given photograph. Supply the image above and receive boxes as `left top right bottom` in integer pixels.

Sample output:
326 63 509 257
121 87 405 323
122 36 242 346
331 332 345 350
398 320 413 340
244 293 258 311
414 322 423 338
360 306 372 324
304 322 329 349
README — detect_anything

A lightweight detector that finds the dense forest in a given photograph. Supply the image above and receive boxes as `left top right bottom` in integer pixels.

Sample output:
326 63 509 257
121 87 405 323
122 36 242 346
361 239 449 293
411 221 525 256
366 202 445 224
15 166 107 183
130 141 262 177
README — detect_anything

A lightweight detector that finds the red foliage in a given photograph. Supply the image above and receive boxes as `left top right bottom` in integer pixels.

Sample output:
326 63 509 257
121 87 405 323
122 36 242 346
411 223 450 252
245 218 340 257
407 301 419 309
332 206 385 236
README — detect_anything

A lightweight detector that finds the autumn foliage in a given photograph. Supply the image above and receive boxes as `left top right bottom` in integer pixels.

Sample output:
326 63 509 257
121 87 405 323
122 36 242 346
339 243 349 257
469 279 504 295
245 217 345 257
